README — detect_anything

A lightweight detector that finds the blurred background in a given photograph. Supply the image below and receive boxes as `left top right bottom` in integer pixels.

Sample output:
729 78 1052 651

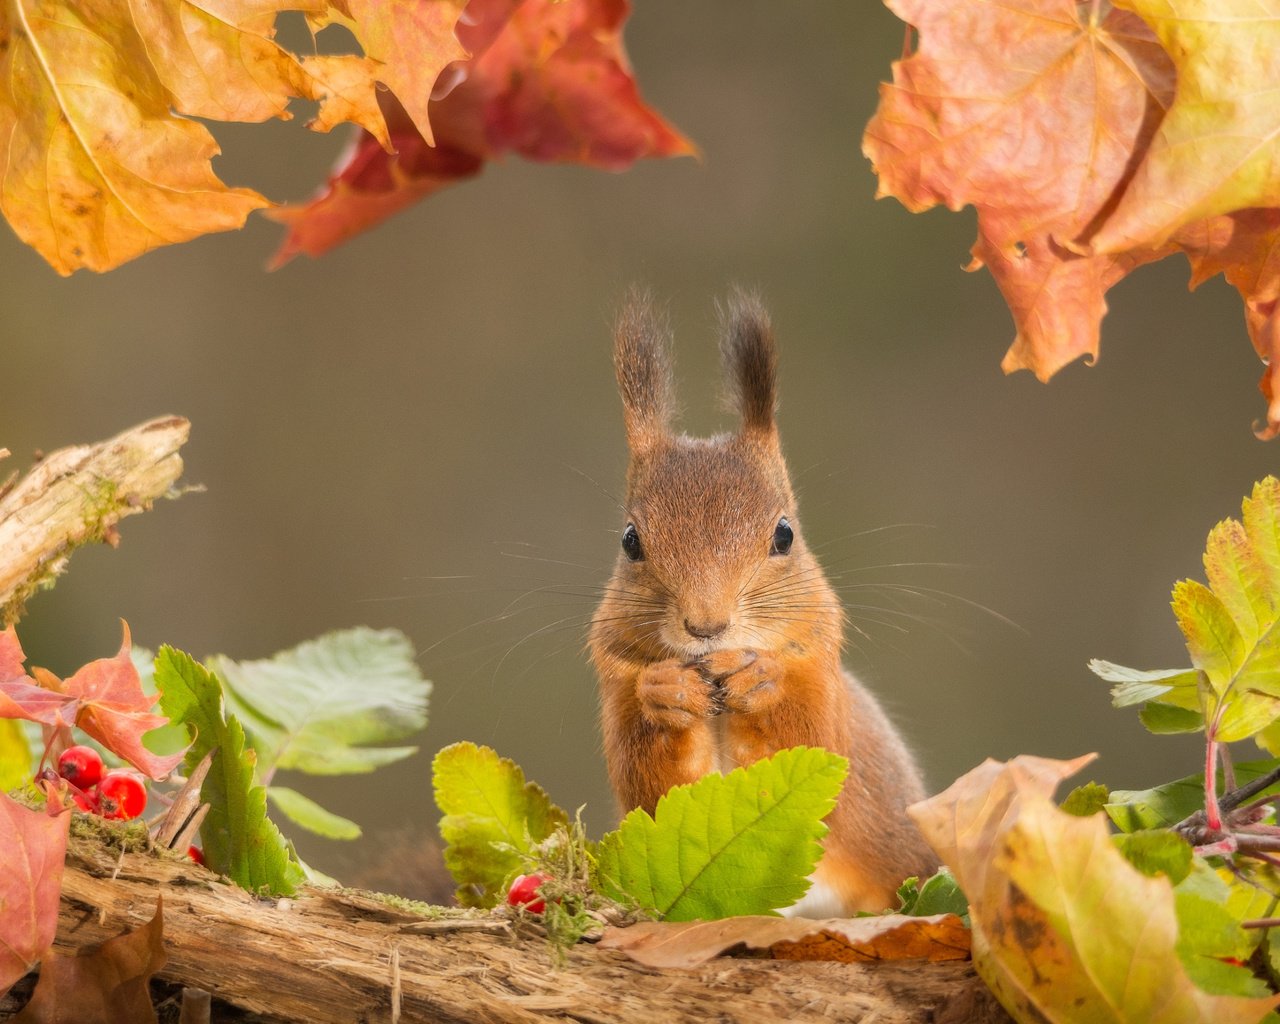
3 4 1276 893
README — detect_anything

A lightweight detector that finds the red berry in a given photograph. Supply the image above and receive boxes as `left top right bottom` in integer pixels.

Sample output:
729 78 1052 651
72 787 100 813
57 745 104 789
187 846 204 865
98 771 147 820
506 872 551 914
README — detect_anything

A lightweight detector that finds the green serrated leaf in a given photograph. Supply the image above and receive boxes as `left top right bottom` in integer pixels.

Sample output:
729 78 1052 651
1061 781 1110 817
1187 482 1280 740
155 646 304 896
594 746 848 921
1113 830 1193 884
211 627 429 779
1106 759 1280 832
1175 578 1247 697
899 867 968 921
1175 861 1271 998
433 742 568 908
266 785 361 840
0 719 32 791
1094 479 1280 747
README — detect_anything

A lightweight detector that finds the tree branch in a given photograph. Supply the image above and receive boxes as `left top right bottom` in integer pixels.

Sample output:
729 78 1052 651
16 836 1010 1024
0 417 191 625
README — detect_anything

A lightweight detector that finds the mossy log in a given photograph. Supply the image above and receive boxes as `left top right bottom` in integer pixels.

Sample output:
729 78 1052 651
6 835 1012 1024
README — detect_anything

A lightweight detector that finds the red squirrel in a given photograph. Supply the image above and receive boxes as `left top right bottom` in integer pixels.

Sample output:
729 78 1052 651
589 291 937 915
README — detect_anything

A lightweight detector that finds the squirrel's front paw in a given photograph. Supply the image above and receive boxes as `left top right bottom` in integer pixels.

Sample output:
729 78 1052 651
698 648 782 714
637 659 715 730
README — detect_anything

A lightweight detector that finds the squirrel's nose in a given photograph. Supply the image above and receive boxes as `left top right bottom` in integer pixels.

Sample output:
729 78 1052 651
684 618 729 640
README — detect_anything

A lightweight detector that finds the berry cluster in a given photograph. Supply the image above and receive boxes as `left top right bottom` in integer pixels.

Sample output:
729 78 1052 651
52 744 147 819
45 744 205 864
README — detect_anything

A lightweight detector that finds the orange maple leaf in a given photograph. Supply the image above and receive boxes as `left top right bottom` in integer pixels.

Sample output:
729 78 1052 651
864 0 1175 381
269 0 694 265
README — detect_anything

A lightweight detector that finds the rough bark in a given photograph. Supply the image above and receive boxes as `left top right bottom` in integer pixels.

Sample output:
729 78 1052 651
0 417 190 625
11 836 1011 1024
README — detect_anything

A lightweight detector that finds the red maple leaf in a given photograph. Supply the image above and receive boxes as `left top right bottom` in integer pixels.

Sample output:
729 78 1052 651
53 623 186 782
0 627 76 729
269 0 693 265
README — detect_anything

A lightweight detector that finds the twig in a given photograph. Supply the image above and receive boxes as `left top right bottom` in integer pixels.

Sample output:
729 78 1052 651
154 750 214 849
1220 763 1280 813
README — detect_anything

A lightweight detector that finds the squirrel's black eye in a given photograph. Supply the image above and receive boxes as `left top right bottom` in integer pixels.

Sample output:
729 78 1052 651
621 523 644 562
770 517 794 556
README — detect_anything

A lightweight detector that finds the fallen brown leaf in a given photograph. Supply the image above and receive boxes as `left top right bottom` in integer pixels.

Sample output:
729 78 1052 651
599 912 969 969
12 897 165 1024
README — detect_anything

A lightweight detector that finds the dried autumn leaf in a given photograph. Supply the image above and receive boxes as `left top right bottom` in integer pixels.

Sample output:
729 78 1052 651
11 897 165 1024
864 0 1175 380
57 623 187 780
910 754 1280 1023
868 0 1280 435
976 232 1171 383
598 913 969 970
0 790 69 997
269 0 694 265
1092 0 1280 254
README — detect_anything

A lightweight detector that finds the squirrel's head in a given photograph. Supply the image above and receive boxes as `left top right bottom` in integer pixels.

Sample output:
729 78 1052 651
597 290 841 662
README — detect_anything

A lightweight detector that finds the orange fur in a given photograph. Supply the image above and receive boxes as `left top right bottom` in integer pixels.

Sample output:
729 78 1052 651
589 292 937 914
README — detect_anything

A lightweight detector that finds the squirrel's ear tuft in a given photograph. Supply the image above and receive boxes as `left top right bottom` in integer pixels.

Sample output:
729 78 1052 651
719 288 778 439
614 287 675 454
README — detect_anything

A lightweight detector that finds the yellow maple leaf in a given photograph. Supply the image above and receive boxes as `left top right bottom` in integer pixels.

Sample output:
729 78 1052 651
0 1 277 274
0 0 467 274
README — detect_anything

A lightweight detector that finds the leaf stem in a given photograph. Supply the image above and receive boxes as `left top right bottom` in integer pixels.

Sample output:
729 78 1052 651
1203 704 1230 832
1205 735 1223 832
